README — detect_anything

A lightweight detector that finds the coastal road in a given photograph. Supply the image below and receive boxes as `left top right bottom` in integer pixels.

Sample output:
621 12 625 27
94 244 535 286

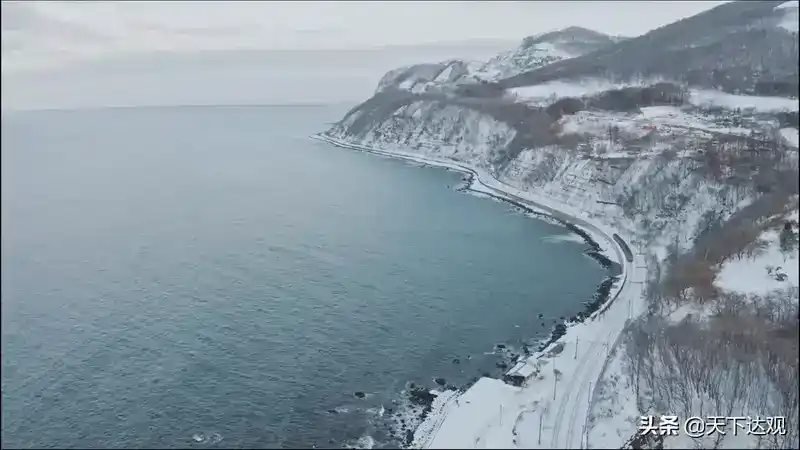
481 181 636 449
444 175 639 450
312 134 641 449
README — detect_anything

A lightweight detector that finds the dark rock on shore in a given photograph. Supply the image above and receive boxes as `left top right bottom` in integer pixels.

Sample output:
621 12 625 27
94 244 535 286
586 250 614 270
354 391 366 399
408 387 436 407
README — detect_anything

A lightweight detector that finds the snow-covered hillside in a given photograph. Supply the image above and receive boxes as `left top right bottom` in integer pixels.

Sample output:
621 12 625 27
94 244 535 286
465 27 625 83
320 2 799 448
587 204 799 450
775 0 799 32
324 83 799 448
373 27 622 95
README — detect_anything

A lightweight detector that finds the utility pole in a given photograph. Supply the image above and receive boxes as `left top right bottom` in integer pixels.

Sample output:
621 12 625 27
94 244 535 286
538 412 543 445
628 245 648 320
585 381 592 449
553 360 558 401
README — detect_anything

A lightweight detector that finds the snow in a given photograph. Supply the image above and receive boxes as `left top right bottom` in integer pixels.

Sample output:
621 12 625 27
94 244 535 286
714 216 799 297
434 65 454 83
424 378 522 449
469 41 575 82
780 127 800 148
556 106 757 159
507 360 538 379
411 83 429 94
778 14 799 33
776 0 799 32
689 89 799 113
508 79 625 106
585 345 640 449
398 78 417 91
409 389 460 449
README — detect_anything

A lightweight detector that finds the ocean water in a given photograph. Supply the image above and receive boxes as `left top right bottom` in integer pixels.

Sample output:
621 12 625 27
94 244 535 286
1 105 607 449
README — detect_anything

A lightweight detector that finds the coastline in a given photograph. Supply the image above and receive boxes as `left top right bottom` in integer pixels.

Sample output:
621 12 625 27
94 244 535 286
310 132 637 449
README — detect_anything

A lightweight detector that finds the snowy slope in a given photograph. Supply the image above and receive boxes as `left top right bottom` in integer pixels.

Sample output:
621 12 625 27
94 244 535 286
498 2 799 97
775 0 799 32
715 210 799 296
373 27 621 94
465 27 623 83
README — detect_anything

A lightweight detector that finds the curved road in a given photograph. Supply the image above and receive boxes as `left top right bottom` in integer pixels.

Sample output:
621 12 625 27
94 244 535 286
312 134 639 449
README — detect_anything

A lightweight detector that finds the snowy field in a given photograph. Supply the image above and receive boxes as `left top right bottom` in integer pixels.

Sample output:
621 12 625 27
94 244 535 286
558 106 750 145
507 77 799 115
688 90 799 113
775 0 799 32
507 79 630 105
715 211 799 297
780 128 799 149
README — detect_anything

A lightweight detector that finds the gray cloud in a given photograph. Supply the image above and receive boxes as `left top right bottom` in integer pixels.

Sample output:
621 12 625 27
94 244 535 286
1 1 730 110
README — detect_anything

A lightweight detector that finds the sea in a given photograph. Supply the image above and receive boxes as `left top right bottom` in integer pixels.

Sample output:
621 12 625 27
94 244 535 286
1 104 607 449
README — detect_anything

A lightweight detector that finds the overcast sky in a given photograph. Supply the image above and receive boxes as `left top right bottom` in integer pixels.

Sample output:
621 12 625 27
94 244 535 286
1 1 728 109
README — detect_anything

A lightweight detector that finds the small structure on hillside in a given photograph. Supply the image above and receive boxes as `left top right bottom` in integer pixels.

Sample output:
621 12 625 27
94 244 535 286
503 360 538 387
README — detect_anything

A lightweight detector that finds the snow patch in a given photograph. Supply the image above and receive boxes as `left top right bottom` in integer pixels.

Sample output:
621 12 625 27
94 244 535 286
715 223 799 297
689 89 799 113
780 127 800 148
508 79 624 106
776 0 800 32
434 65 454 83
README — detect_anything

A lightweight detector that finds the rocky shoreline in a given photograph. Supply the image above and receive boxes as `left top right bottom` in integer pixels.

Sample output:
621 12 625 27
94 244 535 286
398 167 624 447
313 134 625 448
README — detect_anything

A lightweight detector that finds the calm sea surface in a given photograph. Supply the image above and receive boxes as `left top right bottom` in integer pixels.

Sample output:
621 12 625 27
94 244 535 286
1 105 606 448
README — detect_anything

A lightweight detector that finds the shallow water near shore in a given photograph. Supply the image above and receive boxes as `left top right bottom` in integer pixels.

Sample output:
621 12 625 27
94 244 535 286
2 105 607 448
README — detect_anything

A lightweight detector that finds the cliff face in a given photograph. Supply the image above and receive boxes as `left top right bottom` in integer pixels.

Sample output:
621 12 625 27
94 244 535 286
328 99 797 255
